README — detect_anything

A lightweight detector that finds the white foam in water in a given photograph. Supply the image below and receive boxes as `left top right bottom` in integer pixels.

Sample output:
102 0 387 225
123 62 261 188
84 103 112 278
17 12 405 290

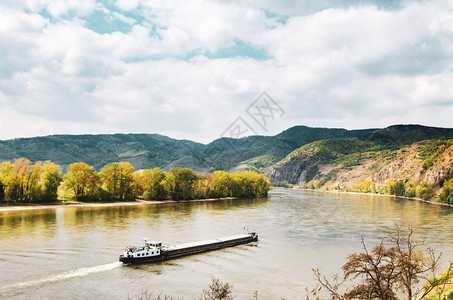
1 262 122 292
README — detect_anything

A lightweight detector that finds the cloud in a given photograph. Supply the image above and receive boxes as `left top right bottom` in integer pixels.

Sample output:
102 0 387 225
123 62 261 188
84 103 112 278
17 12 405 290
0 0 452 143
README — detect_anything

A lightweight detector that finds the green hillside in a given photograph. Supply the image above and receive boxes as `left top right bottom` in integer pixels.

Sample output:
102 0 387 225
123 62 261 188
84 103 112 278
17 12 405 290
0 126 376 172
0 134 204 170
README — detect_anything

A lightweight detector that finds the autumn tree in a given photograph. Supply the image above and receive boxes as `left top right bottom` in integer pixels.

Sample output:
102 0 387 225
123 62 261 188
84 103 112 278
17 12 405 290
64 162 100 201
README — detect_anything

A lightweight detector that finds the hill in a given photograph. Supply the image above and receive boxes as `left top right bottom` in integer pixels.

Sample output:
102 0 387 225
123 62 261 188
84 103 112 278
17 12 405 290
0 134 204 170
266 125 453 201
0 126 375 171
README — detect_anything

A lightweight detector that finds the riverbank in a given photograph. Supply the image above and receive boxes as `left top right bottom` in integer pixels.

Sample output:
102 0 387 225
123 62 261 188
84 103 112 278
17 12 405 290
295 187 453 208
0 197 239 212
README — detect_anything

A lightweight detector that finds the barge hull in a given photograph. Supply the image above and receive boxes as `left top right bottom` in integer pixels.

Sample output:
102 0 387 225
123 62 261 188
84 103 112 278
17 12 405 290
162 233 258 259
119 233 258 264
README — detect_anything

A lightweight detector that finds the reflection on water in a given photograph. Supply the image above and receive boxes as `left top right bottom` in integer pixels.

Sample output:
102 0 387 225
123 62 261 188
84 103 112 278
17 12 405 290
1 190 453 299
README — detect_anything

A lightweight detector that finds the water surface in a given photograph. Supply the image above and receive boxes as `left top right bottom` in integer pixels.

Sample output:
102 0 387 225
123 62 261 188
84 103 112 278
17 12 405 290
1 189 453 299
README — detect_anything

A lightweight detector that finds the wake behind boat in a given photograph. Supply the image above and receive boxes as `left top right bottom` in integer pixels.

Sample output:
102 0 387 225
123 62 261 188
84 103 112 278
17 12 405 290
119 232 258 264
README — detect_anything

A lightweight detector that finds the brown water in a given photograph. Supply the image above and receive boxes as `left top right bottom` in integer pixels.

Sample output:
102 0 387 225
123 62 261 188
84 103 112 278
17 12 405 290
1 188 453 299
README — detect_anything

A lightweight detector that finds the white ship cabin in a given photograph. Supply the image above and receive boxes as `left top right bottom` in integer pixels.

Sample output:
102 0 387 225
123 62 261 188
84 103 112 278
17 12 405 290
123 240 162 258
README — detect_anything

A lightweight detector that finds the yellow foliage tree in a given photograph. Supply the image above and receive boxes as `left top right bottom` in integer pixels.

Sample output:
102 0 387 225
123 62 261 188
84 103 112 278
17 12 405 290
64 162 100 201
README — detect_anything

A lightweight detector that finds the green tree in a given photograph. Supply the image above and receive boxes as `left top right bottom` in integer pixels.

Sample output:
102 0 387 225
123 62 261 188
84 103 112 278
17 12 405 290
211 171 233 197
100 162 135 201
230 172 251 197
131 171 144 198
64 162 100 201
0 159 42 202
0 162 20 202
13 158 30 201
193 173 212 199
440 179 453 204
140 168 169 200
417 182 435 200
404 183 416 198
22 161 42 202
389 180 405 196
253 172 272 196
307 179 321 190
40 161 63 202
0 179 4 202
230 171 271 197
169 167 198 200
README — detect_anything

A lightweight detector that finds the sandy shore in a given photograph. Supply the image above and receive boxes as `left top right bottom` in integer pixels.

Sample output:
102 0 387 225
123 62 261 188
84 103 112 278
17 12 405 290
0 197 238 212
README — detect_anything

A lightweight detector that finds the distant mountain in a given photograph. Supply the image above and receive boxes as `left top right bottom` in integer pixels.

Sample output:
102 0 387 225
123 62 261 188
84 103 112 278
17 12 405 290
364 124 453 146
266 125 453 191
0 125 376 171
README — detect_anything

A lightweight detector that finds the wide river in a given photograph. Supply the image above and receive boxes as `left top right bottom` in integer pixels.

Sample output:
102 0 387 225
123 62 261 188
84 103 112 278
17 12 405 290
1 188 453 299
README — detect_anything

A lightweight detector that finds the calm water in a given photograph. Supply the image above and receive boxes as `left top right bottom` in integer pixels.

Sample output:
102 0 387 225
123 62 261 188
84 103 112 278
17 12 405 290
1 188 453 299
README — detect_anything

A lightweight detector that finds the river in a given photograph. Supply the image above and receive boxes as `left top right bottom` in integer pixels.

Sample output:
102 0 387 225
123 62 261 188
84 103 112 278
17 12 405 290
1 188 453 299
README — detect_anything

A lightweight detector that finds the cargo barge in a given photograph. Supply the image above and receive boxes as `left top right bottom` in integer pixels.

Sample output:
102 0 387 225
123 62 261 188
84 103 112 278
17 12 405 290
119 232 258 264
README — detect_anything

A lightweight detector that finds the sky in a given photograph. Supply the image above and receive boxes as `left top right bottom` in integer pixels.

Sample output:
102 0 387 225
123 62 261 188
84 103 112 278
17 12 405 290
1 0 453 144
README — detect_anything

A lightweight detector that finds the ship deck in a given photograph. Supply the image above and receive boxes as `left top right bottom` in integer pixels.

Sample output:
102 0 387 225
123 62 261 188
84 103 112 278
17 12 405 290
163 234 255 251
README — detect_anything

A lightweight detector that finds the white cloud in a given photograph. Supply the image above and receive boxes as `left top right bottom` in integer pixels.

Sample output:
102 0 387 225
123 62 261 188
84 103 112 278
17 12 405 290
0 0 452 143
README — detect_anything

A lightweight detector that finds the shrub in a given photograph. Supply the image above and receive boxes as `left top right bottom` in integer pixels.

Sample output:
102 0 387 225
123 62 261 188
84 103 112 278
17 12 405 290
440 179 453 204
391 181 405 196
404 183 416 198
417 182 435 200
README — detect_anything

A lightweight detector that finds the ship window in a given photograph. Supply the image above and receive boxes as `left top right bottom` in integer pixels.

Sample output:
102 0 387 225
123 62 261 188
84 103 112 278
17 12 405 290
152 252 154 254
137 254 140 257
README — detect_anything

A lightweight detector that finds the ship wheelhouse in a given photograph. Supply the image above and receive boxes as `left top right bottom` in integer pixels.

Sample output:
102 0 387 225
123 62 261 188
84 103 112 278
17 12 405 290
123 240 162 258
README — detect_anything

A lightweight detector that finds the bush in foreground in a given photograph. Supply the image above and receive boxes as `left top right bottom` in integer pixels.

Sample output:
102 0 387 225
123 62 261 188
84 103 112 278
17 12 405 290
312 226 453 300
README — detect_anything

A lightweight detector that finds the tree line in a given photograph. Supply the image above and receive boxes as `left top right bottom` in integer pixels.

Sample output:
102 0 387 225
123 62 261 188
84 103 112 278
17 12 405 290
0 158 62 203
300 178 453 205
0 159 272 203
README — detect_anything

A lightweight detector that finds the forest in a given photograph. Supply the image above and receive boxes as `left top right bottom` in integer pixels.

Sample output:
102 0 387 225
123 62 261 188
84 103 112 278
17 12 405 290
0 158 272 204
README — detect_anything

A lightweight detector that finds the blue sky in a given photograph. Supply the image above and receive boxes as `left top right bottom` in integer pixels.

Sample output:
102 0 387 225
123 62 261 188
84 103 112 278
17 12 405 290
0 0 452 143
